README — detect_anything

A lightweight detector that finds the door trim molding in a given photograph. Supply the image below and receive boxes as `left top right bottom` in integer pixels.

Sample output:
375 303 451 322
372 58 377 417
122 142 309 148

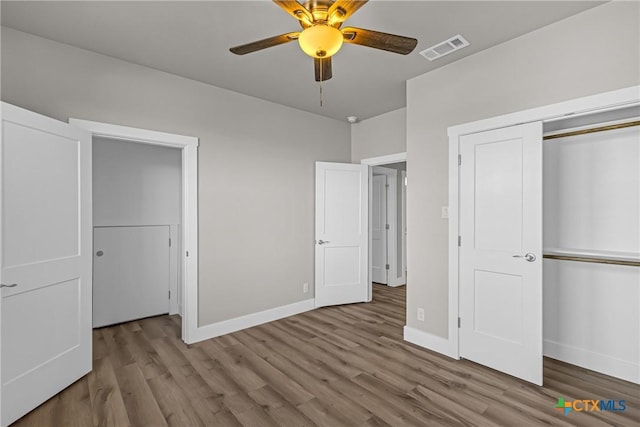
361 152 407 166
401 170 407 285
446 86 640 361
69 119 200 344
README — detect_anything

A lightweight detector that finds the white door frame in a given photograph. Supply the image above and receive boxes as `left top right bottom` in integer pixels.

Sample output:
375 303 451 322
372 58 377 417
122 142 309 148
372 166 403 286
69 119 200 344
447 86 640 360
361 152 407 299
401 170 407 283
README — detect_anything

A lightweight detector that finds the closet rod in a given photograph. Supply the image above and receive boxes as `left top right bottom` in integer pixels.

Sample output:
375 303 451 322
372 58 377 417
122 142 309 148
543 120 640 141
543 254 640 267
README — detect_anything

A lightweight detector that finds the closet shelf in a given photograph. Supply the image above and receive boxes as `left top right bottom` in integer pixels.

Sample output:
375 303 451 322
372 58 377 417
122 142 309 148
543 248 640 267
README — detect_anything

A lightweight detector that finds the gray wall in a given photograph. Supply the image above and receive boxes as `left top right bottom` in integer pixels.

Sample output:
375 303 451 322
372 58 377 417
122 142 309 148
93 137 181 226
351 108 406 162
406 1 640 338
1 28 351 326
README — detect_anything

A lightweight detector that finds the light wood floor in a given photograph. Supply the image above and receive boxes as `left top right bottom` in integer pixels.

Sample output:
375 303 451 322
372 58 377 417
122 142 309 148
14 285 639 426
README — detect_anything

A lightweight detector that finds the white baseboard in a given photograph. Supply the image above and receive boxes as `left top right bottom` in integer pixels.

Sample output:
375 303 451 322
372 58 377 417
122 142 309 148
544 339 639 384
190 299 315 344
387 277 406 287
403 326 458 359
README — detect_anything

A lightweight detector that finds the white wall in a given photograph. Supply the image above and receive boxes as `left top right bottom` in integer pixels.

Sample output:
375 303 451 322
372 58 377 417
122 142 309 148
93 137 181 226
351 108 406 162
0 27 351 327
406 2 640 338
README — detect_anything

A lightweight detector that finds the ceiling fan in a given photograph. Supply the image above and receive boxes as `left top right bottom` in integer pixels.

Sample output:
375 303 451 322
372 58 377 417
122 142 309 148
229 0 418 82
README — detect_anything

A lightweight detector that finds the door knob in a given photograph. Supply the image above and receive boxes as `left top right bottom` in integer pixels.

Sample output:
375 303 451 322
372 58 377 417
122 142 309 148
317 240 330 245
513 253 536 262
96 250 104 257
0 283 18 288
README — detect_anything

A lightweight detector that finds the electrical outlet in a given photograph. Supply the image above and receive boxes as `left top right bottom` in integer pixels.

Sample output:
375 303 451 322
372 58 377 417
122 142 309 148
417 308 425 321
303 282 309 293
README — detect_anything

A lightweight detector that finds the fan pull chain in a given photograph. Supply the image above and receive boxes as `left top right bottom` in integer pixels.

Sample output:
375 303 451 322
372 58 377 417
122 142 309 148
319 58 323 107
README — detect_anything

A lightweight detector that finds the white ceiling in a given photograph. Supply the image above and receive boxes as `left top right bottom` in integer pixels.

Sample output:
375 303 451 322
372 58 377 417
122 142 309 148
1 1 603 122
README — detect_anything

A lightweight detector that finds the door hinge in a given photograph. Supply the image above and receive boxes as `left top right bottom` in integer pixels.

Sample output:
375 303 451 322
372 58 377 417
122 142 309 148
385 224 390 230
458 317 461 328
458 154 461 166
169 238 172 247
186 251 189 257
169 290 171 299
385 264 390 270
458 236 462 247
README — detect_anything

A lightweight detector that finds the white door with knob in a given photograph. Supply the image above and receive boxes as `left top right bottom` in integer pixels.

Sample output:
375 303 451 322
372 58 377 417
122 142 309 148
0 103 92 425
315 162 368 307
459 122 543 385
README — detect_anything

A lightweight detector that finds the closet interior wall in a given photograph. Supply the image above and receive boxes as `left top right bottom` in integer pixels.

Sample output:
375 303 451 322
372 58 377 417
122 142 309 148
542 106 640 384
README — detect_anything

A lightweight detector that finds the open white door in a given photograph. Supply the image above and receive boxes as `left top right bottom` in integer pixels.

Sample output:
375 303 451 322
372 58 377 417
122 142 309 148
371 174 388 284
315 162 368 307
459 122 543 385
0 103 92 425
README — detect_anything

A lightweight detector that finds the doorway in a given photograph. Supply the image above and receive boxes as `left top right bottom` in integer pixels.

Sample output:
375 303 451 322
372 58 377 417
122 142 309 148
362 153 407 302
91 137 181 328
372 163 406 287
69 118 200 344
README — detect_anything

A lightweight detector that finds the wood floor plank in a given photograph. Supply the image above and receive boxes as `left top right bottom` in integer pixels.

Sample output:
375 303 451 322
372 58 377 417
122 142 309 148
114 364 168 426
297 397 360 427
199 339 268 393
236 328 374 424
11 284 640 427
223 342 315 406
100 326 135 369
247 384 319 427
51 379 94 427
147 372 206 427
87 357 131 427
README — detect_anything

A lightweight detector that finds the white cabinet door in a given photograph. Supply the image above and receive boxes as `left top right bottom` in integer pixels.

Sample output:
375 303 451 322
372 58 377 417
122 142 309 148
315 162 368 307
0 103 92 426
459 122 543 385
371 174 388 284
93 226 170 328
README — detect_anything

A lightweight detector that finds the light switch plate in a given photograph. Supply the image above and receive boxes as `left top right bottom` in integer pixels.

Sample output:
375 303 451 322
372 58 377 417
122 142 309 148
441 206 449 219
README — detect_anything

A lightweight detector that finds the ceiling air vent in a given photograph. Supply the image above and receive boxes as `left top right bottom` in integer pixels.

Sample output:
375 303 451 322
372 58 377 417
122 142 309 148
420 35 469 61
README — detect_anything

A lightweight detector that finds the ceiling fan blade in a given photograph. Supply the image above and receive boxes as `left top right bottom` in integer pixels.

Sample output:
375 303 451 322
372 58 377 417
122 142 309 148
342 27 417 55
328 0 368 26
272 0 313 27
314 57 332 82
230 32 299 55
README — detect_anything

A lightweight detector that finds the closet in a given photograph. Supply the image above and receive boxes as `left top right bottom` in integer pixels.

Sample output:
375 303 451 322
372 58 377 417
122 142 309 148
542 107 639 384
92 137 181 327
448 86 639 385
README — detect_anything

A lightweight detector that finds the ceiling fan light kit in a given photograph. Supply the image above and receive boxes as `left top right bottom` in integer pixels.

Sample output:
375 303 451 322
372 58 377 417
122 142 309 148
298 24 344 58
229 0 418 83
